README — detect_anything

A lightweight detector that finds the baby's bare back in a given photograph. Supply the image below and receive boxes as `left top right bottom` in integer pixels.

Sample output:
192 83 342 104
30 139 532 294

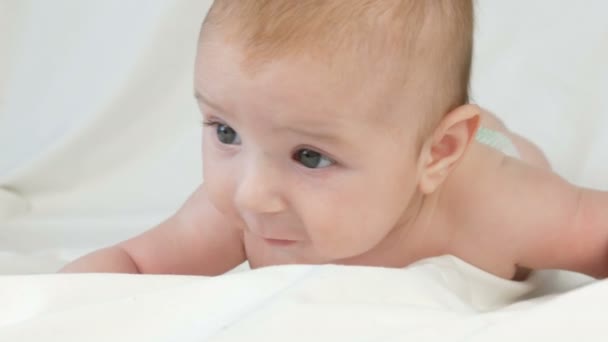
478 111 550 169
439 111 586 279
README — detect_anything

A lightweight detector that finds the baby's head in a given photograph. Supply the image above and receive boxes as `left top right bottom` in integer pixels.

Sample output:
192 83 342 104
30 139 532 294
195 0 478 264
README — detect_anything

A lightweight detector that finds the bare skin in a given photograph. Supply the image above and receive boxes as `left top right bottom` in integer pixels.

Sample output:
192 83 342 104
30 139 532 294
441 112 549 280
61 109 608 280
61 36 608 281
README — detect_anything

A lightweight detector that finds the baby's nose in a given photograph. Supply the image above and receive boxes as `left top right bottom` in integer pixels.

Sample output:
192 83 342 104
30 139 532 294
234 164 286 215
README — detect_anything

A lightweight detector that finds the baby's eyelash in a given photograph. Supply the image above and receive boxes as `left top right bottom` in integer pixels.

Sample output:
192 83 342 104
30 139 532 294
201 119 219 127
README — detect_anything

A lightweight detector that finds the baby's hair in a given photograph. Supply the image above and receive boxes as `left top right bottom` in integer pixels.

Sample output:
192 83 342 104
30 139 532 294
201 0 474 135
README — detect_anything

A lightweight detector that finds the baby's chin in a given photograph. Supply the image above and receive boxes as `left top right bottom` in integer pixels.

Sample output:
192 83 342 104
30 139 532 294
309 241 382 265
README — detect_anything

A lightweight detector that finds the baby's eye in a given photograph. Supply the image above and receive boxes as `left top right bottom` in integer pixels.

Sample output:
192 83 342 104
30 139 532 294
215 123 241 145
293 149 334 169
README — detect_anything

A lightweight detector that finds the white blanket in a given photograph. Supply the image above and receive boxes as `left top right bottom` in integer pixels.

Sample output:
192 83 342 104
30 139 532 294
1 0 608 340
0 258 602 341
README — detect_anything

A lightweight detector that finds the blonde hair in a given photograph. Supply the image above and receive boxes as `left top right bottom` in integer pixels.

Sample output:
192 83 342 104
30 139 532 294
201 0 474 133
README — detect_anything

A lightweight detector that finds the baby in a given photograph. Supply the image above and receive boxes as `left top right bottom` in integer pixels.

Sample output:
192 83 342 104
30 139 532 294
61 0 608 280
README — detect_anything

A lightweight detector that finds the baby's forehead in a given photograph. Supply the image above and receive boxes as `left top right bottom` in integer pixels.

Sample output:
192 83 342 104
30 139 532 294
197 48 421 148
201 0 473 132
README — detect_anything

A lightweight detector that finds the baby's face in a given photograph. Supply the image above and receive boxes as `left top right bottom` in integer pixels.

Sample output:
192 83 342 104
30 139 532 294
194 37 425 264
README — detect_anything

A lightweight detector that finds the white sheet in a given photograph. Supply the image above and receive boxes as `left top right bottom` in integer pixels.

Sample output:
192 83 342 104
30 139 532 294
1 0 608 340
0 258 601 341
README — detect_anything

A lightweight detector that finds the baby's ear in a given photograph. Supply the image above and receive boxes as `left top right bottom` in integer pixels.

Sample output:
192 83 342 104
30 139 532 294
417 104 480 194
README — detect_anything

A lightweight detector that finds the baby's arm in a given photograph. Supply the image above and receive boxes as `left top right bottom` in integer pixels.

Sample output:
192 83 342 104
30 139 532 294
60 184 246 275
472 156 608 278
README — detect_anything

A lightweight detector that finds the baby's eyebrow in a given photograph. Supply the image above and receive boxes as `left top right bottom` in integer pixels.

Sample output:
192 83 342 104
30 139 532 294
283 125 342 143
194 90 228 115
195 89 343 143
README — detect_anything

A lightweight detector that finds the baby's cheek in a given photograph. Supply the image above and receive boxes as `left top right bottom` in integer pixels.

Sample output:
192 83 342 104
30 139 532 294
306 199 381 259
203 163 238 218
302 201 342 250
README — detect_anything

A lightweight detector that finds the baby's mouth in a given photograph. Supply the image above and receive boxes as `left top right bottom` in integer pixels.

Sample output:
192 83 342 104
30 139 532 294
252 232 300 246
262 238 298 247
245 225 301 246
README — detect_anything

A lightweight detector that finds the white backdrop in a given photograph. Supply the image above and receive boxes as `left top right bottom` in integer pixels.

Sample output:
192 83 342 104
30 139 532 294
1 0 607 271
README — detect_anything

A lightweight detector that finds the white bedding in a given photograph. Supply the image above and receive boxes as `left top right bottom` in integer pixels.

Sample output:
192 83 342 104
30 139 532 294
2 1 608 340
0 258 601 341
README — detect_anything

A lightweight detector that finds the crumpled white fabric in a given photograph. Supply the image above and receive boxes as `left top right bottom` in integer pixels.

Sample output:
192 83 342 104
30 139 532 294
0 257 599 341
